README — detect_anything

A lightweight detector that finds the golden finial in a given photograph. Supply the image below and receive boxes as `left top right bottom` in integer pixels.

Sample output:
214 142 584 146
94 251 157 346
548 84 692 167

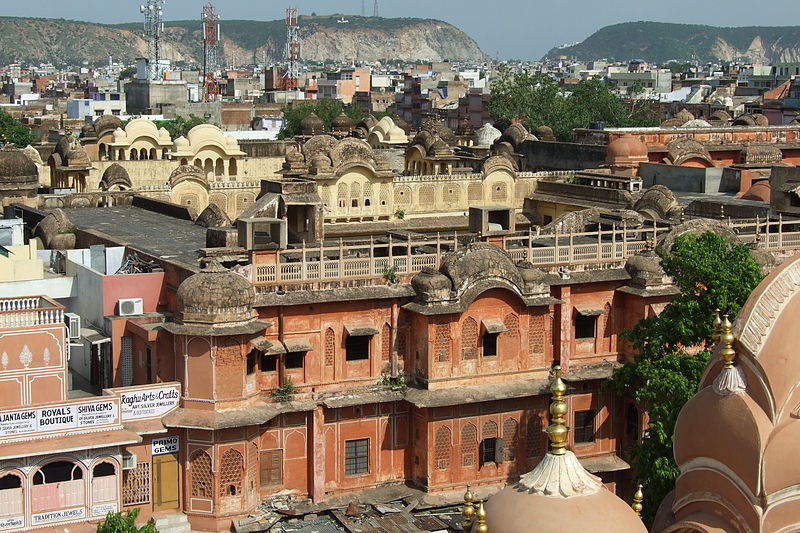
712 308 722 343
680 207 685 223
475 501 489 533
462 485 475 528
632 484 644 517
720 204 726 220
720 314 736 369
546 365 569 455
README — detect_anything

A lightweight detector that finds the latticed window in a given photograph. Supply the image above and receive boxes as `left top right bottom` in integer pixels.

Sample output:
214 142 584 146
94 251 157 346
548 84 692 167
443 185 460 203
461 424 477 467
219 449 244 497
434 426 452 470
190 450 213 498
468 183 483 201
529 312 547 357
491 182 508 201
381 323 391 362
435 323 450 362
350 182 361 208
602 303 613 338
380 184 390 207
345 439 369 475
320 186 330 207
337 183 348 208
526 415 546 458
324 328 335 367
419 185 435 206
122 462 150 506
363 182 373 207
502 418 519 462
394 186 411 205
504 314 520 338
482 420 498 439
461 317 479 360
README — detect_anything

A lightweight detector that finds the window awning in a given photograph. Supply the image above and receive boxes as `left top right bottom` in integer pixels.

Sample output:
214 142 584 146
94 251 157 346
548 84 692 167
249 336 285 354
81 327 111 345
576 307 606 316
345 323 379 336
284 338 313 353
578 454 630 473
481 318 508 334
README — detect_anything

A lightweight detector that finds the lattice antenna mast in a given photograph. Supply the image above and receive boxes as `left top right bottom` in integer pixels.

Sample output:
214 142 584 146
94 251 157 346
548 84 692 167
373 0 379 17
361 0 366 16
140 0 166 81
283 7 300 90
201 3 221 101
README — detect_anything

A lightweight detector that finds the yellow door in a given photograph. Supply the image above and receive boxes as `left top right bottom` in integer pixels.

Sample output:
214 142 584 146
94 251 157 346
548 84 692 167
153 453 179 511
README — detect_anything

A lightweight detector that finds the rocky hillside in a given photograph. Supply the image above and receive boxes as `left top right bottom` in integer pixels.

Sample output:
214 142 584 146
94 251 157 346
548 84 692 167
0 15 486 67
545 21 800 64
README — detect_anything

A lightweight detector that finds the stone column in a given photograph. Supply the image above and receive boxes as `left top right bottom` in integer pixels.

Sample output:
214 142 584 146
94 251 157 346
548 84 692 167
308 405 326 502
555 285 572 372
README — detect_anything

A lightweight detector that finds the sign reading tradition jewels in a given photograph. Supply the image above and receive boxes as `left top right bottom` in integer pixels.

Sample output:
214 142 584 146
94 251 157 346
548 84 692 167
0 398 119 440
152 435 180 455
32 507 85 526
117 384 181 421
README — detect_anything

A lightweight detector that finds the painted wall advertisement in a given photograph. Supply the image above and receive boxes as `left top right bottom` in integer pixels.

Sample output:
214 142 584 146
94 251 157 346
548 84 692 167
117 384 180 420
0 399 119 440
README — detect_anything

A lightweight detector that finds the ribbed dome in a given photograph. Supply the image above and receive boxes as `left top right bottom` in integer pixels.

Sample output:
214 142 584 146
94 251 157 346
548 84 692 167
676 108 695 124
0 145 38 180
93 115 123 136
331 112 355 133
300 112 325 136
176 260 255 325
606 134 649 167
102 163 130 182
473 123 502 147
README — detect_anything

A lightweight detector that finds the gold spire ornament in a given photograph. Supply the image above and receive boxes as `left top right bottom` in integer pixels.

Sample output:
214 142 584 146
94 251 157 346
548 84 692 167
475 501 489 533
712 309 722 343
546 365 568 455
632 484 644 517
462 485 475 528
720 315 736 369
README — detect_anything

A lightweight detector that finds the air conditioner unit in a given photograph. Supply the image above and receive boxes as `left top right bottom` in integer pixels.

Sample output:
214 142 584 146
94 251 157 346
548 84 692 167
122 451 137 470
64 313 81 340
119 298 144 316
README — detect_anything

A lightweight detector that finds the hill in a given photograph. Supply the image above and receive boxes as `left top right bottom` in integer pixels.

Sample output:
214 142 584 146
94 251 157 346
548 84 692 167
0 15 486 67
544 21 800 64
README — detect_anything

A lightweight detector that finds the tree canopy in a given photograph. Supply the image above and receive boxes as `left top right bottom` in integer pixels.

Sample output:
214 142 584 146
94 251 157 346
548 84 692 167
0 109 34 148
487 66 659 141
154 114 206 140
607 231 763 526
96 508 156 533
277 99 387 139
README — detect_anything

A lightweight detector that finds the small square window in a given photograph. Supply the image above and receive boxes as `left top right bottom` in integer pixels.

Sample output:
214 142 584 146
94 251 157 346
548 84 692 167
346 336 370 361
261 353 277 372
483 333 498 357
479 438 503 467
574 409 596 443
285 352 304 369
575 314 597 339
344 438 369 475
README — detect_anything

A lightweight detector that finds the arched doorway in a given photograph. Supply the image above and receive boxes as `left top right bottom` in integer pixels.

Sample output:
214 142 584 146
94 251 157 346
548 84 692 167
31 460 85 514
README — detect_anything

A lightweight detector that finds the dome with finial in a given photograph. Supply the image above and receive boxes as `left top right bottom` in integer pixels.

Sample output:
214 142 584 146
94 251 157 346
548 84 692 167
300 112 325 136
473 123 502 147
481 366 647 533
175 259 255 325
331 112 355 134
606 134 649 169
0 145 39 193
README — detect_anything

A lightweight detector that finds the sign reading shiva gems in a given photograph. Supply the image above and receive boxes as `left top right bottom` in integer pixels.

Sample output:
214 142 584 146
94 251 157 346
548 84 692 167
0 399 119 440
119 384 180 420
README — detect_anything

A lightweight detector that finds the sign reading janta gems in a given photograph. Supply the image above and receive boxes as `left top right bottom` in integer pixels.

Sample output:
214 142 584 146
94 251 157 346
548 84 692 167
0 398 119 440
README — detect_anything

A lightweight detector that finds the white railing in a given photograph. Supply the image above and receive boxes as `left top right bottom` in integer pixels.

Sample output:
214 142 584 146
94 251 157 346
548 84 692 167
0 297 65 328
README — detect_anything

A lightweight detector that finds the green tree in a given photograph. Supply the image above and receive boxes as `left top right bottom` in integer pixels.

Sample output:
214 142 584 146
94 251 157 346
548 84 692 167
155 114 207 139
0 109 34 147
487 67 659 141
608 232 763 526
119 67 137 80
96 508 157 533
277 99 366 139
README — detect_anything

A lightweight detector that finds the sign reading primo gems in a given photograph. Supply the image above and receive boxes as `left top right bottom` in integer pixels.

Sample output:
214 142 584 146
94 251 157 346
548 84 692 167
152 435 180 455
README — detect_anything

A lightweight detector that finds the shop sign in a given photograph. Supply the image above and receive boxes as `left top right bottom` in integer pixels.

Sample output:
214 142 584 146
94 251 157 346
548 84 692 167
0 516 23 530
0 399 118 440
32 507 85 525
92 503 118 517
152 435 180 455
119 385 180 420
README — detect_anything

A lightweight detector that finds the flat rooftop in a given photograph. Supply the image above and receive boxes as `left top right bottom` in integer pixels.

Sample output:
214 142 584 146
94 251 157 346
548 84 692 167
62 206 207 268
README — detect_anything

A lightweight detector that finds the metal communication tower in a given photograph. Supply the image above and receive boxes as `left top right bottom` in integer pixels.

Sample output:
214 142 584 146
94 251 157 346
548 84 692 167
140 0 166 81
373 0 379 17
201 3 221 101
282 7 300 91
361 0 366 16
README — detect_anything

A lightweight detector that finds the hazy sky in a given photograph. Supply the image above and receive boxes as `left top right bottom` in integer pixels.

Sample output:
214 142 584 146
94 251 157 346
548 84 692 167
3 0 800 59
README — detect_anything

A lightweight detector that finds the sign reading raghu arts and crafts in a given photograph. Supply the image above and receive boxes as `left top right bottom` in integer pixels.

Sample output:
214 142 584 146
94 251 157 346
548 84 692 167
0 398 119 440
116 383 181 420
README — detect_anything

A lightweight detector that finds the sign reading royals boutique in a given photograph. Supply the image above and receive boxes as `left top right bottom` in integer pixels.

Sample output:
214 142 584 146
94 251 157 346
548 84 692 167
0 398 119 440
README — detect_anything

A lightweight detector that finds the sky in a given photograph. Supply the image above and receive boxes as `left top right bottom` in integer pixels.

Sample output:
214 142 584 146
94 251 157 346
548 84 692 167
3 0 800 59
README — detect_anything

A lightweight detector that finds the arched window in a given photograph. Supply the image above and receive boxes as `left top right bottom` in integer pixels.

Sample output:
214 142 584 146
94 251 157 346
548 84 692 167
337 183 348 209
92 461 117 504
140 148 148 160
180 158 188 166
229 159 238 176
479 421 502 467
33 461 83 485
419 185 435 206
350 182 361 208
149 148 157 160
324 328 335 367
93 462 115 477
526 415 546 458
32 461 85 513
130 149 138 161
215 159 225 178
461 424 477 467
99 144 107 159
461 317 478 360
0 472 23 517
381 323 391 363
219 449 244 497
435 323 450 362
502 418 519 462
434 426 451 470
190 450 213 498
363 182 373 207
